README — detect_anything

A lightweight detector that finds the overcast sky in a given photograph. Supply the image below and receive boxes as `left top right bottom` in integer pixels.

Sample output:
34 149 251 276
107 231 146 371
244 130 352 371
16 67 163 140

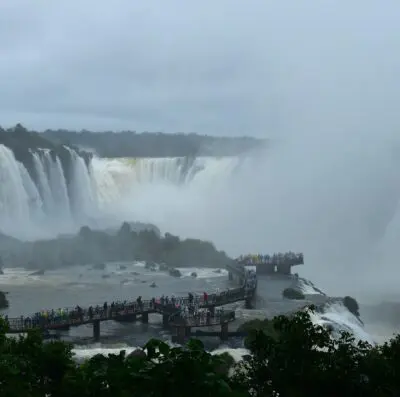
0 0 399 136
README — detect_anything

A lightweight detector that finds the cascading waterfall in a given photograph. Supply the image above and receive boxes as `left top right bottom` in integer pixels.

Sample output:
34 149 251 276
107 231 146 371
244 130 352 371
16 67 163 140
0 145 38 227
31 151 55 215
41 149 71 220
0 144 100 238
64 146 98 221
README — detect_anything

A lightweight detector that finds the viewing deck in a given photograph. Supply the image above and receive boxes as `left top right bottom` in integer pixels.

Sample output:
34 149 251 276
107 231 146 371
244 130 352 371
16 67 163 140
235 252 304 275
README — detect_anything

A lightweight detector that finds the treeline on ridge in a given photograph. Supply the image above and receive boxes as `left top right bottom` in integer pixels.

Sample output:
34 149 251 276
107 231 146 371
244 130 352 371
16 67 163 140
0 222 232 270
42 128 266 157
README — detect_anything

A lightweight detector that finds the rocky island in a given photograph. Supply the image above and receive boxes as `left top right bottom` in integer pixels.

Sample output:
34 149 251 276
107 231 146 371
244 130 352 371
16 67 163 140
0 222 232 270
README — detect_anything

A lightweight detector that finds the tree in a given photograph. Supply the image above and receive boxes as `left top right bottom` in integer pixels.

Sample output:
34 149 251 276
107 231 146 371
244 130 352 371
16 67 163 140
1 311 400 396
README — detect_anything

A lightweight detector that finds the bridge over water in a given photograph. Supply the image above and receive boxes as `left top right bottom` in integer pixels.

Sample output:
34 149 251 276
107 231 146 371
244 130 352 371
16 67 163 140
4 283 255 342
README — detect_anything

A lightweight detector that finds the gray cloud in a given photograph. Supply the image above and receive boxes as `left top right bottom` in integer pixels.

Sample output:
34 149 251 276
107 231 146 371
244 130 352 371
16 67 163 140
0 0 399 135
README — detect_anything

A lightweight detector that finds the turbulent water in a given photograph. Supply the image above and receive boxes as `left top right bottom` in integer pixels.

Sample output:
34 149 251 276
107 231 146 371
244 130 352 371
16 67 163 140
0 262 390 360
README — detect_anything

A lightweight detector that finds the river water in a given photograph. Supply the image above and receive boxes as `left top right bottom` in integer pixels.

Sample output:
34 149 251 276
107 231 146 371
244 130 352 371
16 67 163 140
1 262 393 360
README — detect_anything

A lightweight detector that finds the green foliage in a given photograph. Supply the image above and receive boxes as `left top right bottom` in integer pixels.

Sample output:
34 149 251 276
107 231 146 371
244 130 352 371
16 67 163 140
282 287 305 300
239 318 281 349
3 223 231 269
41 128 264 158
2 311 400 396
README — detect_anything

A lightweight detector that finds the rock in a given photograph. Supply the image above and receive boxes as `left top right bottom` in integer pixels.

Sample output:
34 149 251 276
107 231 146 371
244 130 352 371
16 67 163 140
127 348 146 359
191 272 197 278
119 265 127 270
30 269 45 276
150 282 157 288
159 263 169 271
130 271 140 276
282 287 305 300
213 269 222 274
93 263 106 270
145 262 157 271
102 274 110 279
0 291 9 309
343 296 360 317
141 280 147 283
169 268 182 277
0 268 4 275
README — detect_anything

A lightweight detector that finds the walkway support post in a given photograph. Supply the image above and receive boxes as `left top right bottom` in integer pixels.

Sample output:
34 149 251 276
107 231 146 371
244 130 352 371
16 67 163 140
93 319 100 341
245 297 253 309
209 306 215 316
185 327 191 337
220 322 229 341
141 312 149 323
176 326 186 344
162 314 169 327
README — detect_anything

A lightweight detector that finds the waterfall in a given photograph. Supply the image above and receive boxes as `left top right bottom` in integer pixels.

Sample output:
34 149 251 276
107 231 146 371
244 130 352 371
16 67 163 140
31 151 55 215
0 145 42 235
41 149 71 220
64 146 98 221
0 143 99 239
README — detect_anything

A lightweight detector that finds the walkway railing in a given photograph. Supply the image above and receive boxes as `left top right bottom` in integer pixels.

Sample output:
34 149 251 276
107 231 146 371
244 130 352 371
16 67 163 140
4 285 251 332
169 310 236 327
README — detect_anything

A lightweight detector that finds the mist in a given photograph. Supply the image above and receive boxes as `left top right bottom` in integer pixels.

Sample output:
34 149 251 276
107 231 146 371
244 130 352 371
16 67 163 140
101 2 400 299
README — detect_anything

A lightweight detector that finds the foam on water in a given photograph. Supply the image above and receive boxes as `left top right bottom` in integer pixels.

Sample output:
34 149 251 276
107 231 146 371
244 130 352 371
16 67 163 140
176 267 228 279
309 303 375 345
298 278 326 296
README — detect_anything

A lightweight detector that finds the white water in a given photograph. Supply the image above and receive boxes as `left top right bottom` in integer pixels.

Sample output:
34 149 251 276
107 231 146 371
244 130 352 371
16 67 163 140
70 302 382 362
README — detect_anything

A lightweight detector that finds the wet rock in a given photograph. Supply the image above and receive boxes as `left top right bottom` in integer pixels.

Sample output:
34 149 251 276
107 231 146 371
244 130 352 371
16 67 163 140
93 263 106 270
141 280 147 283
0 268 4 275
213 269 222 274
159 263 169 271
169 268 182 277
130 271 140 276
145 261 157 271
101 274 110 279
191 272 197 278
119 265 127 270
30 269 45 276
282 287 305 300
343 296 360 317
150 282 157 288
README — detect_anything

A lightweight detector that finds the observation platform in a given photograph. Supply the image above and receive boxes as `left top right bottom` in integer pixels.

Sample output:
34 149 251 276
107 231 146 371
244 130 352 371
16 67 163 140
235 252 304 275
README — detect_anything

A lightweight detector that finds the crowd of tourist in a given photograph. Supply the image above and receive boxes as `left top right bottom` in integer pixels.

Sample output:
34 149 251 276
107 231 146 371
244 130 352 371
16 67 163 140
236 252 304 266
3 286 251 331
3 258 258 332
